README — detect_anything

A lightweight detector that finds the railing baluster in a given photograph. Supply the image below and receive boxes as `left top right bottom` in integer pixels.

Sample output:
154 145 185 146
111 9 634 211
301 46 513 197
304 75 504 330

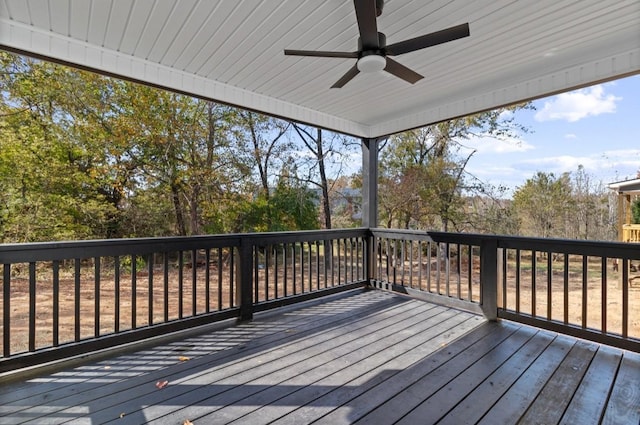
254 246 260 302
336 240 341 286
205 249 211 313
274 245 279 299
149 254 154 324
74 259 81 341
229 248 235 307
283 244 288 297
417 241 422 291
427 241 432 293
132 255 137 329
308 241 313 290
300 242 305 293
456 243 461 299
29 262 36 352
191 249 197 316
601 257 607 334
565 254 571 326
581 255 587 328
445 243 450 297
436 243 442 295
531 251 536 317
515 249 521 314
546 253 552 320
177 252 183 320
115 256 121 333
217 248 223 310
316 240 320 290
622 258 629 338
266 246 271 301
408 240 414 288
501 248 507 307
94 257 100 338
3 264 10 358
292 243 297 295
163 253 169 321
52 260 59 347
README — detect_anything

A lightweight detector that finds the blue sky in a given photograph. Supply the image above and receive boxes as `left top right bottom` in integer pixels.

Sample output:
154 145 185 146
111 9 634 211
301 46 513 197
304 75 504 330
460 74 640 194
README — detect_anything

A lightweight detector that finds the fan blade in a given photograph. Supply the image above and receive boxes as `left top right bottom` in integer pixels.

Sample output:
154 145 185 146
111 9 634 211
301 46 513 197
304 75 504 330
284 49 358 58
331 64 360 88
384 58 423 84
354 0 379 50
386 23 470 56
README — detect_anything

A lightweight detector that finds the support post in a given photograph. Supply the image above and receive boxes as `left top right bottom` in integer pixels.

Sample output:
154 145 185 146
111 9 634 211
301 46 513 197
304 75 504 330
480 238 498 321
361 137 379 228
236 239 254 321
362 137 379 285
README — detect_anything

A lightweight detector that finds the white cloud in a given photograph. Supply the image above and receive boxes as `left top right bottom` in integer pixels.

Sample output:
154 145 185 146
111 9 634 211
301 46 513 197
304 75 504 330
564 133 578 140
515 149 640 177
458 134 535 155
534 85 622 122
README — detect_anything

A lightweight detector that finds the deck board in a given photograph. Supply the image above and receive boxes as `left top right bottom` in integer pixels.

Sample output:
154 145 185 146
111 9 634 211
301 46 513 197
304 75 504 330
0 288 638 425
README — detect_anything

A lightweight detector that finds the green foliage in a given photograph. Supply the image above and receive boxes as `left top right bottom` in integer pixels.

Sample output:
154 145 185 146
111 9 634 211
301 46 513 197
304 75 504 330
512 171 574 238
2 51 314 241
632 198 640 225
378 105 532 232
232 179 319 233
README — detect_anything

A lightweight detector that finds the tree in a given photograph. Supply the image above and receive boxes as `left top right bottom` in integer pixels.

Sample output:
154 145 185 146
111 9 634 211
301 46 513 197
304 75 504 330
290 124 358 229
512 171 574 238
378 105 531 231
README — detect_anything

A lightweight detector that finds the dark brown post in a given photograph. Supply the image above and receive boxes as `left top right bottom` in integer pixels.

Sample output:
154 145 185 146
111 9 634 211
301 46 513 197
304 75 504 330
236 238 254 321
480 238 498 321
362 137 380 285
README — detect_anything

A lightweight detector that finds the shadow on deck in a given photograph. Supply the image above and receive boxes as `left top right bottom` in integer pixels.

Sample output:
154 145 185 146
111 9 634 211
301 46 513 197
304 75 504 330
0 289 638 424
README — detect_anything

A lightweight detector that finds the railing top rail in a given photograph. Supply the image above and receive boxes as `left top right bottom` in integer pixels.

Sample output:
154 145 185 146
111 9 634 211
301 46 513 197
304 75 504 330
0 228 370 263
245 228 369 244
0 234 244 263
371 228 640 258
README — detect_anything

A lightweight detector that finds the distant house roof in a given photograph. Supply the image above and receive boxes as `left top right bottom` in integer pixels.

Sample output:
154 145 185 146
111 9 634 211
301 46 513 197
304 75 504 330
608 178 640 193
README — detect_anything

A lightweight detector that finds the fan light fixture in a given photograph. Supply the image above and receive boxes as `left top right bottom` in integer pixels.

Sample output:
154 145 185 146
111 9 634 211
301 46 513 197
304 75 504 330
357 55 386 73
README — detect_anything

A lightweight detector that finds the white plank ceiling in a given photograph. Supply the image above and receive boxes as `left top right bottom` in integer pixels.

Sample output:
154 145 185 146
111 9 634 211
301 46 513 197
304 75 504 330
1 0 639 138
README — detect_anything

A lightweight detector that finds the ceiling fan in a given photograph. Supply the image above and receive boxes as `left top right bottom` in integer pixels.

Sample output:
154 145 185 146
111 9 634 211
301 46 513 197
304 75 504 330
284 0 470 88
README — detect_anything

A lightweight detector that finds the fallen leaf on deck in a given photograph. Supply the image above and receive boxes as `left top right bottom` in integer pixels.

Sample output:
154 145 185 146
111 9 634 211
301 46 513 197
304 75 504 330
183 420 194 425
178 356 190 362
119 413 125 418
155 380 169 389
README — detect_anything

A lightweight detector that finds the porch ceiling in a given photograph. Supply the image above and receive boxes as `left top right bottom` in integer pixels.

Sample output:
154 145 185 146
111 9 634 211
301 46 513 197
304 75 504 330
1 0 639 138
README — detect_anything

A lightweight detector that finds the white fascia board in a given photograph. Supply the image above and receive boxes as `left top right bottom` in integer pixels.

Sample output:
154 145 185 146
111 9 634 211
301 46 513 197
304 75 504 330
0 19 372 138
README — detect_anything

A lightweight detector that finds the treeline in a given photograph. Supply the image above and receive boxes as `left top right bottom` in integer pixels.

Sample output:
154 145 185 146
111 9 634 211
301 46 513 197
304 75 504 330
0 52 618 243
376 124 618 240
0 52 358 242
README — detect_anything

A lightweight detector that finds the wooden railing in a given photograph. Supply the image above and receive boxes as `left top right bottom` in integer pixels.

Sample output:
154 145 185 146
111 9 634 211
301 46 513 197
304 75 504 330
370 230 640 353
0 229 368 373
622 224 640 242
2 228 639 373
369 229 494 319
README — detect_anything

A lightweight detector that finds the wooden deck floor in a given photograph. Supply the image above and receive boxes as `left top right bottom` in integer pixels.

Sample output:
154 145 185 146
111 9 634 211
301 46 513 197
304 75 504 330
1 289 639 425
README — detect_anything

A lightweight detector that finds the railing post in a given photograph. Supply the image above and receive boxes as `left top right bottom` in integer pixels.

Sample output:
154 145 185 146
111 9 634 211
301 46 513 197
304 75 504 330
480 238 498 321
365 230 375 286
236 237 254 321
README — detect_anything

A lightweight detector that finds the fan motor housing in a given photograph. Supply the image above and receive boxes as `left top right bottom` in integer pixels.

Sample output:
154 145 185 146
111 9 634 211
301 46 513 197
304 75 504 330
358 32 387 56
